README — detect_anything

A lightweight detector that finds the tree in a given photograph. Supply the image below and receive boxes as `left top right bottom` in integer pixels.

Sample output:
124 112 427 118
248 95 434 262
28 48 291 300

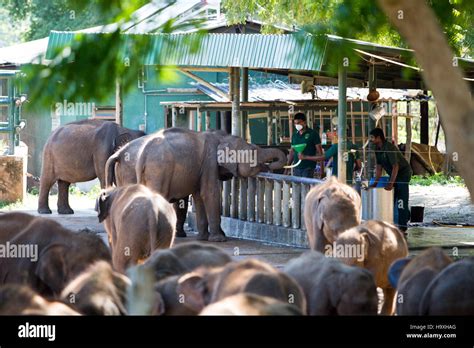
3 0 107 41
223 0 474 198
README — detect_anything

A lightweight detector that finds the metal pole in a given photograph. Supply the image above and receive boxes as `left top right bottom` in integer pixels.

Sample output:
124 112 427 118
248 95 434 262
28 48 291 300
337 63 347 183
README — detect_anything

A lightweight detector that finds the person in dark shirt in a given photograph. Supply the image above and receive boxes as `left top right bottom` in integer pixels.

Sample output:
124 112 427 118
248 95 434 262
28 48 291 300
286 112 323 178
369 128 412 231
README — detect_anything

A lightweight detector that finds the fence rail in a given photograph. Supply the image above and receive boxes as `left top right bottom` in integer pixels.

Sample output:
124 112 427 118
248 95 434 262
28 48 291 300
218 173 324 230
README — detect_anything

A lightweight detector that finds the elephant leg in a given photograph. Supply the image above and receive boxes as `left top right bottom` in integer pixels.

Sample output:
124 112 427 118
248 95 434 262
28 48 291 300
201 188 226 242
381 287 396 315
174 197 188 238
38 176 55 214
57 180 74 214
193 194 210 241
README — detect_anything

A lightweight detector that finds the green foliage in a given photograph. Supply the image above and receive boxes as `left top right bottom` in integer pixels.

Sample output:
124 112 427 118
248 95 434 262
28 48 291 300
15 0 205 108
410 173 465 186
3 0 107 41
223 0 473 57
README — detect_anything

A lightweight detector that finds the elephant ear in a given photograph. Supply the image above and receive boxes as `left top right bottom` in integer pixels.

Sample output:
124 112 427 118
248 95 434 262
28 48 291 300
360 229 375 265
217 142 238 177
177 272 208 313
96 191 111 223
113 132 133 153
316 195 328 231
35 244 68 296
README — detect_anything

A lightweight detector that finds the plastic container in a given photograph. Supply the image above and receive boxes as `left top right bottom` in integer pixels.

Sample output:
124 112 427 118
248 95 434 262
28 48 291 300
361 176 394 223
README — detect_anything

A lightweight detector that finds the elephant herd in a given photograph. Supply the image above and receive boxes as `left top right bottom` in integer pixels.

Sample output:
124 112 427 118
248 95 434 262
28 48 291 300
0 119 472 315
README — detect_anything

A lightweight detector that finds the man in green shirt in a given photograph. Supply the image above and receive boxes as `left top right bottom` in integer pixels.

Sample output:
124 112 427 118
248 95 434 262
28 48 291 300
286 112 323 178
369 128 413 231
302 129 361 185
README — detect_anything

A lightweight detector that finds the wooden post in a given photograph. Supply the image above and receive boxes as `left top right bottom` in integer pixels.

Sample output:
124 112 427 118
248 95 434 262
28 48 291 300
300 184 309 231
223 180 231 217
231 177 238 218
230 67 241 137
273 180 282 226
420 90 429 145
288 109 293 140
319 110 323 138
257 177 265 223
239 177 247 220
247 177 256 222
267 110 273 145
205 111 211 130
350 101 355 143
282 181 291 227
115 78 123 126
197 107 202 132
292 183 301 229
241 67 249 141
405 103 412 162
337 63 347 184
392 101 398 144
264 179 273 224
171 107 177 128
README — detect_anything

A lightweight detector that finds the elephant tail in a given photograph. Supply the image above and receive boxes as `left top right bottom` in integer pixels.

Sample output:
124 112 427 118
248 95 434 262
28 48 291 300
105 152 120 188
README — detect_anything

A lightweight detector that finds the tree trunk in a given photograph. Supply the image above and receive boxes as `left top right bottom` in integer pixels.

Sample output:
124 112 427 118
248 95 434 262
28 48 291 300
378 0 474 200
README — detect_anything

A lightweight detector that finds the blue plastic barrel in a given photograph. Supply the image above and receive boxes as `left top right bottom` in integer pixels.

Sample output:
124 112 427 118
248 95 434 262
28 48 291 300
369 176 390 187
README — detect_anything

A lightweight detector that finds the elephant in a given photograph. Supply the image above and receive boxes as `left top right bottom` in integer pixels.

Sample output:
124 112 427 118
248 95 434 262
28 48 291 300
60 261 131 315
199 293 303 316
389 247 452 315
38 119 145 214
177 259 306 314
284 251 378 315
0 284 80 315
0 212 111 297
334 220 408 315
419 257 474 315
304 177 361 252
143 241 233 282
96 184 177 273
105 128 287 241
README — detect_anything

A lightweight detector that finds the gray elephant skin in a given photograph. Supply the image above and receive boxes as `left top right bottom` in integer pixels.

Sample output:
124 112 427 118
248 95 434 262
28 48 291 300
105 128 286 242
96 184 177 273
38 119 144 214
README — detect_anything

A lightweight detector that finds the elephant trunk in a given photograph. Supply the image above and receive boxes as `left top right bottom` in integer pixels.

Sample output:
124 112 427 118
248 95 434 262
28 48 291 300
259 148 287 170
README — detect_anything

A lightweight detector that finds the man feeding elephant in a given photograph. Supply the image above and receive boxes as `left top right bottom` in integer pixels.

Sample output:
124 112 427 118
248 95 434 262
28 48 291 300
286 112 324 178
368 128 412 232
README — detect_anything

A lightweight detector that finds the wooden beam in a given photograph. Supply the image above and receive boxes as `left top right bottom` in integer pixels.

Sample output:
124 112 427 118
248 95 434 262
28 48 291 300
230 67 241 137
115 79 122 126
179 69 230 102
181 67 230 73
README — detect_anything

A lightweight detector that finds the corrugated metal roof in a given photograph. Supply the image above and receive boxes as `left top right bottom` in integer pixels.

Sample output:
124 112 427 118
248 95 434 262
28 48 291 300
194 80 424 102
46 31 327 71
0 38 49 65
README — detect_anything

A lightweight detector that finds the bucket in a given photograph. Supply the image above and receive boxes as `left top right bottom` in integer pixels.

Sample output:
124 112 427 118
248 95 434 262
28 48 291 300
411 206 424 223
361 176 394 223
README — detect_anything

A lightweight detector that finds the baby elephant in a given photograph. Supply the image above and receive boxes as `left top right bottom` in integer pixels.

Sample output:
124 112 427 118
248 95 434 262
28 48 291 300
97 184 177 272
284 251 378 315
177 259 306 314
61 261 131 315
0 284 79 315
200 293 303 316
335 220 408 315
391 247 452 315
304 177 361 252
419 257 474 315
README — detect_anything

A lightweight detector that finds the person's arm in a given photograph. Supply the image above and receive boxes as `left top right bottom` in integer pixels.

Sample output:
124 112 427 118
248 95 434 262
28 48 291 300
370 165 383 188
298 153 325 162
385 164 399 191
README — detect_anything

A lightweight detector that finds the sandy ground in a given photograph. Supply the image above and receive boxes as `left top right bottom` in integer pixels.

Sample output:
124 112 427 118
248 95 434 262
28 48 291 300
410 185 474 225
